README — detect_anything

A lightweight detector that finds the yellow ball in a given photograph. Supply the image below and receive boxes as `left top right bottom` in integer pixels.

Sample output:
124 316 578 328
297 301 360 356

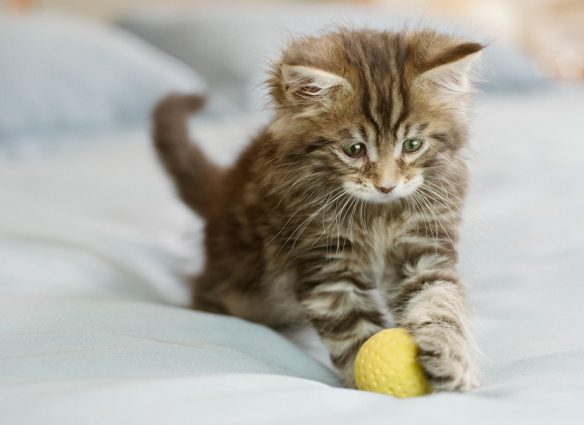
354 328 430 398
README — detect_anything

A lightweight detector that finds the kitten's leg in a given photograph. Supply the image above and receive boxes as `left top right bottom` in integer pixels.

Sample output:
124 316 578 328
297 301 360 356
192 268 230 315
388 247 479 392
294 248 386 387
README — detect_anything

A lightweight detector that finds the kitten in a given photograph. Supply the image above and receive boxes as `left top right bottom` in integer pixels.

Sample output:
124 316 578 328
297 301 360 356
153 29 481 391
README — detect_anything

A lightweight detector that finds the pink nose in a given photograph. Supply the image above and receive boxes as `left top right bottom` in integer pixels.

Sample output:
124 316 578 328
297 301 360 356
376 185 395 194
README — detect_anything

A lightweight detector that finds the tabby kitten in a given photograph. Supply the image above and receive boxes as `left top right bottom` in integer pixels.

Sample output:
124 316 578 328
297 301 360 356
153 29 481 391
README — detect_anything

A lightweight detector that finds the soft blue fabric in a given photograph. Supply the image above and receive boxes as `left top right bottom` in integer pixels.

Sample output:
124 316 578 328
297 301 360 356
0 296 338 386
0 12 205 156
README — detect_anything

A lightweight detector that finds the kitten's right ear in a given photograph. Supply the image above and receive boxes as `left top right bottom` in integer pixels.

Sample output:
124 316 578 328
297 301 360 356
279 64 352 113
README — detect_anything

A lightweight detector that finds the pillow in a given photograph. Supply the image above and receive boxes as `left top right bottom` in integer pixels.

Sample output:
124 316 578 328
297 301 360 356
0 12 206 157
119 4 548 112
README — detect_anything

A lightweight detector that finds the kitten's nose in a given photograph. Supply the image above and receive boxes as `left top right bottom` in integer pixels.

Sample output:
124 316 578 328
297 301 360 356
376 185 395 194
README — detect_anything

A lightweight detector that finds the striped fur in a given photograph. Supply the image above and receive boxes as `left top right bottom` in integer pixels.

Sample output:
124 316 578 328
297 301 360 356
153 29 482 391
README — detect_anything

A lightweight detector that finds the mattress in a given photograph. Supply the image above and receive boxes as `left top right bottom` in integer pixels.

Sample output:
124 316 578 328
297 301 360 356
1 87 583 424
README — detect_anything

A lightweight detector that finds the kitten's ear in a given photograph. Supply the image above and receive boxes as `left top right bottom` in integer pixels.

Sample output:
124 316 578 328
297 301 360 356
280 64 352 111
415 42 483 96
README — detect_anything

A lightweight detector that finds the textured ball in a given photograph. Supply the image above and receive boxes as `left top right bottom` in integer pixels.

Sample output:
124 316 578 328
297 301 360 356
354 328 430 398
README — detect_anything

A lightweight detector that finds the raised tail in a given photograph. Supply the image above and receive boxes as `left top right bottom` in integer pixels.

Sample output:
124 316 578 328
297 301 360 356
152 94 222 219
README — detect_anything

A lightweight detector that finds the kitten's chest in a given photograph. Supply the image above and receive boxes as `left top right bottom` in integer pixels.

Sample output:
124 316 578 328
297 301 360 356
368 216 405 285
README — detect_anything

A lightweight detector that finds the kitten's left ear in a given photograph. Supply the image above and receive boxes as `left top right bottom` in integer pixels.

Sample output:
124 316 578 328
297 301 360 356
280 64 352 112
415 42 483 95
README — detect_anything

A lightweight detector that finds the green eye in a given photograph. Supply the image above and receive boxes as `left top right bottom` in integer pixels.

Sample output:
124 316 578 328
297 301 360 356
402 138 423 153
342 143 366 158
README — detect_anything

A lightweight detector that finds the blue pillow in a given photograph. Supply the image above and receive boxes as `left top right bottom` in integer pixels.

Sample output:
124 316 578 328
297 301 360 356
0 12 206 157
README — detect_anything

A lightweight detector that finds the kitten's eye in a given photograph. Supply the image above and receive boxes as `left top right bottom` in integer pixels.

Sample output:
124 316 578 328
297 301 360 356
342 143 366 158
402 138 423 153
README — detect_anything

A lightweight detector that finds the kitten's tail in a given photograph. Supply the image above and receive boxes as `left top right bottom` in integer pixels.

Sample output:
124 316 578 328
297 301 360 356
152 94 222 219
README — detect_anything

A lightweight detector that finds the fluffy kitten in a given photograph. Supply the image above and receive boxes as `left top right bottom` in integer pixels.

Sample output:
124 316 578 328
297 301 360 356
153 29 481 391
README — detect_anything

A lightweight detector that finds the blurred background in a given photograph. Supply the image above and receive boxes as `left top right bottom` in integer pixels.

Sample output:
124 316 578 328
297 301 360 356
1 0 583 157
5 0 584 78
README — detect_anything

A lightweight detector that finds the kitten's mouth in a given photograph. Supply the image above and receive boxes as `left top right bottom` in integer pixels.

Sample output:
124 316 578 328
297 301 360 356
366 193 400 204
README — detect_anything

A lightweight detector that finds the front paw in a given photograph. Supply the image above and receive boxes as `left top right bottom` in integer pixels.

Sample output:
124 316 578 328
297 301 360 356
409 322 479 392
339 366 357 389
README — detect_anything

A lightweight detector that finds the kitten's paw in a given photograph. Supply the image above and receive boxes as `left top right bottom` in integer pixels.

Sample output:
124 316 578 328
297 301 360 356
339 367 357 389
409 322 479 392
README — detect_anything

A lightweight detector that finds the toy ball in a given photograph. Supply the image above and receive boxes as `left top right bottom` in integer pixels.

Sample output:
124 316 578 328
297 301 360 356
354 328 430 398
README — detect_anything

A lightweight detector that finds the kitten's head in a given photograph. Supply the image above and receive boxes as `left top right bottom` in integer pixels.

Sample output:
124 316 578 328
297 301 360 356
267 29 482 204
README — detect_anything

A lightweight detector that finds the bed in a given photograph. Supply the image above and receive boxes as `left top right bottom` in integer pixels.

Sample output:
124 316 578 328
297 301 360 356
1 8 583 425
